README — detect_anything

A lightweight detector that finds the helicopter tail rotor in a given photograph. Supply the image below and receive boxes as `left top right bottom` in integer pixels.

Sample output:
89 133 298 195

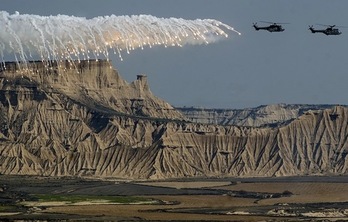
253 22 260 30
308 25 315 33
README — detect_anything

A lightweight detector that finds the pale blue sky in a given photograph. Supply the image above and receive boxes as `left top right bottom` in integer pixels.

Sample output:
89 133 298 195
2 0 348 108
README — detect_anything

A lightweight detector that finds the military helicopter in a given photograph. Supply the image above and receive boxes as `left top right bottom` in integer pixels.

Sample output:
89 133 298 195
308 24 342 35
253 21 288 32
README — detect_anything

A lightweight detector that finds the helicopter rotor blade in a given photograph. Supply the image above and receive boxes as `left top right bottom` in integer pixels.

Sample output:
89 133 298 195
316 24 347 28
316 24 335 27
259 21 290 24
315 23 331 27
259 21 274 24
335 25 348 28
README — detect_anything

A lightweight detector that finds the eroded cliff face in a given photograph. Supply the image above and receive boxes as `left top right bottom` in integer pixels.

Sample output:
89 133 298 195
1 60 183 120
0 61 347 179
156 106 348 178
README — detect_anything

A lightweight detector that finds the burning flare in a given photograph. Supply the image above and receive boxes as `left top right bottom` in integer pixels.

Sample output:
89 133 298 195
0 11 240 72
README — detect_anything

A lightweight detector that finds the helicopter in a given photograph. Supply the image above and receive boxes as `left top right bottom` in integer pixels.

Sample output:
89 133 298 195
253 21 287 32
308 24 342 35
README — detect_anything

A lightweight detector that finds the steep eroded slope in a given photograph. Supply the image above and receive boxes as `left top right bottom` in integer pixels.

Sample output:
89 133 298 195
0 61 347 179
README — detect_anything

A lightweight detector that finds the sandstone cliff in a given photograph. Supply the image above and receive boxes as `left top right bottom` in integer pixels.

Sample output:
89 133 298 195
0 61 347 179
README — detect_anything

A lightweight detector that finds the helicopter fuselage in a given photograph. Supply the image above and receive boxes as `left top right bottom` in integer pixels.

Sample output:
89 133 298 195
253 24 285 32
309 27 341 35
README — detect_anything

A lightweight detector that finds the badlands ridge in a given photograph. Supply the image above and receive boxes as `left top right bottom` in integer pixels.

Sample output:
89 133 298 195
0 60 347 179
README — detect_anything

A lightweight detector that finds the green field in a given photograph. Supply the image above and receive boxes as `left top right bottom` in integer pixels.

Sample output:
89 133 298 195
32 194 155 204
0 205 19 212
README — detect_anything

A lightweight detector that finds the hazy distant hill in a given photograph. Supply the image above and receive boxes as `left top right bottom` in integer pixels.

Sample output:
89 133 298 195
177 104 342 127
0 60 347 179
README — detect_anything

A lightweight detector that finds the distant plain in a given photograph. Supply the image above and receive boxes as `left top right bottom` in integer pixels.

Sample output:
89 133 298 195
1 175 348 221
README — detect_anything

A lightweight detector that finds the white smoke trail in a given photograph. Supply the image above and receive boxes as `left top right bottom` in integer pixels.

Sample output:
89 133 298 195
0 11 240 71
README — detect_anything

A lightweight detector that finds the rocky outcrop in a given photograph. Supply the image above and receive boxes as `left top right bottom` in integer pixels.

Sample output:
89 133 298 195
0 60 347 179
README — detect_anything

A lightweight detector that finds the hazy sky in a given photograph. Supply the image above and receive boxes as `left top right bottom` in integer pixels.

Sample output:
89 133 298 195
2 0 348 108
